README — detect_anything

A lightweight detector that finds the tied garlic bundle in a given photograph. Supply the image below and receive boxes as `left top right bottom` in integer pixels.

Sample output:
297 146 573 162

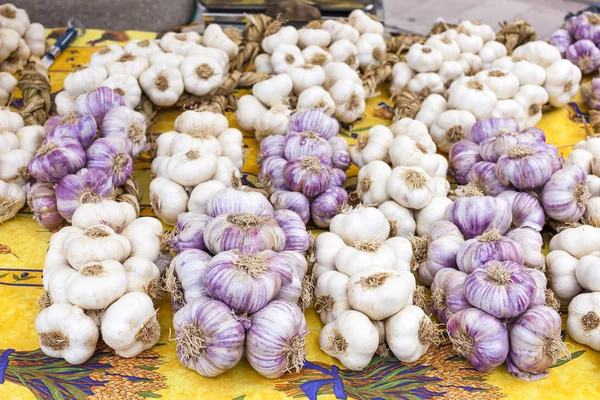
37 206 169 364
150 109 245 226
164 186 312 379
387 19 578 149
25 87 143 229
551 12 600 77
314 205 442 370
258 108 350 227
350 118 451 243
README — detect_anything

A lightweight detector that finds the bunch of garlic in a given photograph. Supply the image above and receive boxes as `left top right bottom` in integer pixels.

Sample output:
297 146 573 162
37 206 168 364
350 119 450 238
391 21 578 149
0 107 45 222
314 204 441 370
0 3 45 76
149 110 245 225
54 23 239 113
236 10 389 136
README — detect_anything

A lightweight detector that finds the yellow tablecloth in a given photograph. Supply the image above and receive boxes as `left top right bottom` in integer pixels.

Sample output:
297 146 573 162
0 29 599 400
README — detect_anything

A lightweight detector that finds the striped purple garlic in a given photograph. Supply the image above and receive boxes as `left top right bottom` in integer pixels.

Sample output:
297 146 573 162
417 221 464 287
27 182 65 229
259 134 285 162
29 136 86 183
464 161 507 196
498 191 545 231
274 251 309 305
284 130 333 161
206 186 273 218
203 213 286 254
165 249 212 313
283 156 332 197
456 228 524 274
173 297 245 377
525 269 548 308
328 136 351 170
245 299 308 378
74 86 126 125
566 12 600 44
270 190 310 224
566 39 600 75
85 136 133 187
541 165 590 223
449 140 481 185
466 117 520 144
55 168 115 221
331 168 347 187
259 156 288 192
464 260 535 319
311 185 348 228
430 268 470 324
549 29 573 56
289 108 339 140
496 144 556 191
274 209 310 253
101 106 146 156
45 111 98 148
172 212 212 253
203 248 293 314
445 195 512 239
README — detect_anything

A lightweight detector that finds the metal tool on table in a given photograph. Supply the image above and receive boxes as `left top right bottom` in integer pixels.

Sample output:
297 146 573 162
41 18 86 69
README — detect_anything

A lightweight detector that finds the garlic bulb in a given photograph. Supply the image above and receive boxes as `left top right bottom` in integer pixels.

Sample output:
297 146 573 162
329 79 366 123
355 160 392 205
123 256 162 303
323 62 362 89
329 39 359 69
347 268 415 320
296 86 336 116
356 33 386 68
567 292 600 351
65 260 128 309
64 65 108 97
148 50 183 68
315 270 351 324
378 200 416 239
165 249 212 311
236 94 268 132
334 237 412 276
63 225 131 270
386 166 436 210
203 24 239 58
314 232 347 278
71 200 136 233
298 22 331 48
203 214 285 253
350 125 393 167
121 217 173 274
180 55 224 96
320 310 379 370
139 64 184 107
125 39 161 57
271 44 305 74
36 303 99 365
447 77 497 120
101 292 160 357
547 250 582 306
323 19 360 43
386 305 441 363
149 177 188 226
407 44 443 72
389 135 440 176
90 44 126 67
252 74 293 107
330 205 390 245
262 26 299 54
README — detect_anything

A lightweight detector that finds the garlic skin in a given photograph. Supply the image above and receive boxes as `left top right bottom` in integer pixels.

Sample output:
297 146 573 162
330 206 390 245
430 109 477 153
386 305 439 363
315 270 351 324
186 46 229 70
148 51 183 68
390 117 437 152
72 200 136 233
349 10 384 35
356 33 386 67
296 86 336 116
125 39 161 57
180 55 224 96
254 104 291 143
334 237 412 277
378 200 416 239
298 27 331 49
475 69 520 100
320 310 379 370
271 44 305 74
416 94 447 129
350 125 393 167
0 71 17 106
387 166 436 210
329 79 366 123
203 24 239 58
314 232 347 279
416 197 453 236
302 45 333 67
63 225 131 270
513 84 549 128
101 292 160 358
547 250 582 306
567 292 600 351
323 62 362 90
150 177 188 226
390 62 415 94
139 64 184 107
121 217 172 274
287 64 326 94
160 32 202 56
407 44 444 72
253 74 293 107
510 60 546 86
0 28 20 63
355 160 392 205
36 303 99 365
447 77 497 120
329 39 359 70
347 268 415 320
407 73 445 96
64 65 108 97
65 260 128 309
544 59 582 107
236 95 268 132
323 20 360 43
91 45 126 67
576 252 600 291
389 135 440 176
16 125 44 154
262 26 299 54
167 150 218 187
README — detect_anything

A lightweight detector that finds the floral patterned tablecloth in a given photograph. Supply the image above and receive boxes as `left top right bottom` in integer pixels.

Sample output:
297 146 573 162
0 28 599 400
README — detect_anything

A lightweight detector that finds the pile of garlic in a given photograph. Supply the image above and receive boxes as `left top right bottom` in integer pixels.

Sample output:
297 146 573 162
0 3 45 75
545 224 600 351
0 107 45 223
314 205 440 371
392 21 581 152
150 110 245 225
55 24 241 113
351 119 451 239
37 202 169 364
236 10 388 138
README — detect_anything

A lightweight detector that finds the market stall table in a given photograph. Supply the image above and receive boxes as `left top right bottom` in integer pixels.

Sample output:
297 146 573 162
0 28 599 400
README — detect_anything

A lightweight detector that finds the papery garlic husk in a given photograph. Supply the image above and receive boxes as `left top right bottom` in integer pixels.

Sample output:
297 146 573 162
507 306 569 381
173 298 245 377
172 212 212 253
319 310 379 371
457 228 524 273
36 303 99 365
464 260 535 318
203 248 292 314
121 217 173 274
246 300 309 378
311 186 349 228
270 190 310 224
65 260 128 309
347 268 415 320
165 249 212 312
274 209 310 253
447 308 509 372
206 186 273 218
101 292 160 358
386 305 442 363
315 270 351 324
430 268 469 323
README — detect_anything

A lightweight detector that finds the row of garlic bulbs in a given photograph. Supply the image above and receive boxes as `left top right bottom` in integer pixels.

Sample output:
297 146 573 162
149 110 245 226
313 205 440 370
56 23 243 113
236 9 389 135
37 200 170 364
350 119 451 239
0 3 45 74
394 24 581 149
0 107 45 222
